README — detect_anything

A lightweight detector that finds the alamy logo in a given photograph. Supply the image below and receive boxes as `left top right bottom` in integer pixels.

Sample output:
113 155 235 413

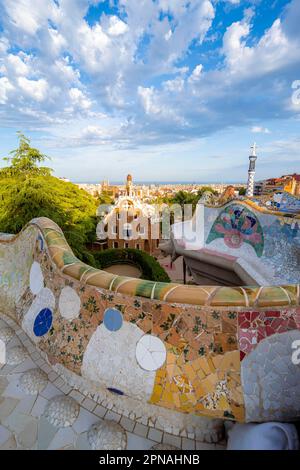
95 203 205 247
291 80 300 106
291 340 300 365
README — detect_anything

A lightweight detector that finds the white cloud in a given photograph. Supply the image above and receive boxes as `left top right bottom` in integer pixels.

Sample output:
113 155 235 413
251 126 271 134
282 0 300 40
0 0 299 155
48 27 67 56
222 11 299 78
107 16 128 36
7 54 30 76
3 0 59 35
81 125 105 137
74 22 111 73
18 77 48 102
0 77 14 104
137 85 188 127
0 0 216 125
55 59 80 84
138 86 162 115
69 87 92 110
164 30 172 41
163 76 185 92
188 64 203 83
0 37 9 53
223 20 252 71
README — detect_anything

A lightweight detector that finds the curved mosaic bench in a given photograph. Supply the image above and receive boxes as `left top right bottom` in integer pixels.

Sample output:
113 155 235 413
170 198 300 287
0 210 299 425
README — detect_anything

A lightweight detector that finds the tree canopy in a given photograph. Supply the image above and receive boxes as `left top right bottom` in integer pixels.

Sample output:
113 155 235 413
0 133 98 265
150 187 218 211
97 190 114 206
170 187 218 212
2 132 51 176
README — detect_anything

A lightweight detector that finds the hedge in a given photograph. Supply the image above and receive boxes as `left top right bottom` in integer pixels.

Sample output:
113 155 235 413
93 248 171 283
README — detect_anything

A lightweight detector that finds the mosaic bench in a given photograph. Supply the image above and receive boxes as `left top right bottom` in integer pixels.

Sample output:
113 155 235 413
0 206 299 427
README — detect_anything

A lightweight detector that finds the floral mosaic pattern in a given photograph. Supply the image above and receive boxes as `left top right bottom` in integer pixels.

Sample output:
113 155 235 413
206 205 264 257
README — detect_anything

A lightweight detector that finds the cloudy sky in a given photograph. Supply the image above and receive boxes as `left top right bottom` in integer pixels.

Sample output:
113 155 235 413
0 0 299 183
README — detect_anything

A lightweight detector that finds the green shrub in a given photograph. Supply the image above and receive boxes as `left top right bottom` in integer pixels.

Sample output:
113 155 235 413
93 248 170 282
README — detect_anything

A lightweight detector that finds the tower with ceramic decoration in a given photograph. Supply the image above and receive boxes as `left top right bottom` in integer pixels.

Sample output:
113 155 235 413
246 143 258 198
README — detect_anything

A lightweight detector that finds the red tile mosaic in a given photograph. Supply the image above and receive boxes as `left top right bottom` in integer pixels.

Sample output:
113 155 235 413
238 309 300 359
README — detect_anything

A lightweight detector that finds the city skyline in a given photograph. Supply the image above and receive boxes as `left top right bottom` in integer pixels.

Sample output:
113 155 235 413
0 0 300 181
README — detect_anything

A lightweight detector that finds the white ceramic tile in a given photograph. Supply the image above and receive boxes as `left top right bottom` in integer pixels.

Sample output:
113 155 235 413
0 425 12 446
31 395 48 418
135 335 166 371
48 427 77 450
72 407 99 434
3 374 27 399
59 286 81 321
3 410 34 434
37 416 58 450
39 383 61 400
0 397 19 421
29 262 44 295
126 432 154 451
75 432 91 450
13 394 37 415
10 358 37 374
17 418 38 448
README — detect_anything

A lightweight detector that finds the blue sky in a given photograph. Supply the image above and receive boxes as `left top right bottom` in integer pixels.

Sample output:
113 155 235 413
0 0 299 182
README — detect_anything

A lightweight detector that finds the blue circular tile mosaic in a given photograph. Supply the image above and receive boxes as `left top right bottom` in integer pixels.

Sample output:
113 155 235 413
33 308 53 337
103 308 123 332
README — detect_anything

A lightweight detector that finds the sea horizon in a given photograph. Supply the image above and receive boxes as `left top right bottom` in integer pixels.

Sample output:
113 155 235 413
73 180 247 186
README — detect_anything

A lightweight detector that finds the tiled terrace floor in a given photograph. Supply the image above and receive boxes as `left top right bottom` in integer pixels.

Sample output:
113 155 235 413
0 316 225 450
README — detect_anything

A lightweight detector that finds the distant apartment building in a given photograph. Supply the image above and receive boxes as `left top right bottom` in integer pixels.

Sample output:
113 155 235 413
100 180 119 199
77 183 102 197
284 174 300 196
254 173 300 196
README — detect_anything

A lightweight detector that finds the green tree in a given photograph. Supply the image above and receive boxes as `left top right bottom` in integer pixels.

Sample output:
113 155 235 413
171 187 218 214
2 132 51 176
197 186 218 198
0 133 98 265
171 190 196 208
238 187 247 196
97 190 114 205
